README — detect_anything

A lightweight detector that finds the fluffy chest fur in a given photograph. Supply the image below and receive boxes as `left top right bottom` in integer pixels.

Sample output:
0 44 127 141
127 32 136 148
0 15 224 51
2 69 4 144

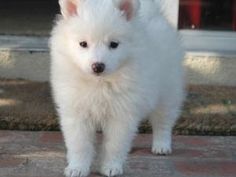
51 60 155 125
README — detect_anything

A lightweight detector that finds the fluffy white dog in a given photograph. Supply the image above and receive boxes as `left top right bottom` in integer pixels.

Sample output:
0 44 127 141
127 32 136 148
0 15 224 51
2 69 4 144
50 0 185 176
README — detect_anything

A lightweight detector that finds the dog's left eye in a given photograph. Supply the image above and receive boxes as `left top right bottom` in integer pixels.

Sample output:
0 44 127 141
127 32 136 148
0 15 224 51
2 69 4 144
80 41 88 48
109 41 119 49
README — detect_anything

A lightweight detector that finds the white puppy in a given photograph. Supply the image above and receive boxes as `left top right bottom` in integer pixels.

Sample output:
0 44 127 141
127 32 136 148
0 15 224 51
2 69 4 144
50 0 185 176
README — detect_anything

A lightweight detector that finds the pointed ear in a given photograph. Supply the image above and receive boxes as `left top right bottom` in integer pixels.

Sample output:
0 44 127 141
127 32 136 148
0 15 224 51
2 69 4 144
59 0 81 18
117 0 140 21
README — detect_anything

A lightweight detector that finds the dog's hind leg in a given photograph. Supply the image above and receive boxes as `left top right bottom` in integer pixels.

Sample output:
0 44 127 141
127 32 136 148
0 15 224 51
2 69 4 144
149 96 183 155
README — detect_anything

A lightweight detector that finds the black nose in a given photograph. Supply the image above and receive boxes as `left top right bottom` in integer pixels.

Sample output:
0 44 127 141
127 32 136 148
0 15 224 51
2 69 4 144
92 62 105 74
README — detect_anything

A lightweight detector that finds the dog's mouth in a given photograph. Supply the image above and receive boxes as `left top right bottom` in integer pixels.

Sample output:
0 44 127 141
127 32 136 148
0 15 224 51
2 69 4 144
91 70 107 77
93 73 103 77
91 68 110 77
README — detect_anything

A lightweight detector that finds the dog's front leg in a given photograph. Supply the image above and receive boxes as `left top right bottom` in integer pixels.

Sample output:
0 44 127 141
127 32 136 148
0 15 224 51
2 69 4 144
100 116 138 177
61 116 95 177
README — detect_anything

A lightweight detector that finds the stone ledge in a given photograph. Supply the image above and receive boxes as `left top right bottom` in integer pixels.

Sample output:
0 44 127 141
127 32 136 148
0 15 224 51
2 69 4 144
1 35 236 85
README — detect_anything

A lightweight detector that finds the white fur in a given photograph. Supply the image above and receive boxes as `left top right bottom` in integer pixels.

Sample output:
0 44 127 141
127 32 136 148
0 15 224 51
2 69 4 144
50 0 185 176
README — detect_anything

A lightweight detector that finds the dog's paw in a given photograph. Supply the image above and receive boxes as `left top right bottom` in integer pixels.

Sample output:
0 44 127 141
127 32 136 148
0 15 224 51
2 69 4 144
152 142 172 155
64 165 90 177
100 162 123 177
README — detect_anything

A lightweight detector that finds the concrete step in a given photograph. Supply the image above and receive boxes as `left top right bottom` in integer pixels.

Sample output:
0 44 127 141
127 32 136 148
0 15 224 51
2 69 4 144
1 35 236 85
0 36 49 81
0 131 236 177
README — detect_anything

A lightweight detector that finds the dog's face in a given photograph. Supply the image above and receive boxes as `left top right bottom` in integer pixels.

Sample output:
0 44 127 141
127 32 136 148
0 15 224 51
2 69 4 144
58 0 140 76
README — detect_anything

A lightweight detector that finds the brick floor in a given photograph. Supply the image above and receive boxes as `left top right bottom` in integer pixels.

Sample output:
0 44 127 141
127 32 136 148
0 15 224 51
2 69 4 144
0 131 236 177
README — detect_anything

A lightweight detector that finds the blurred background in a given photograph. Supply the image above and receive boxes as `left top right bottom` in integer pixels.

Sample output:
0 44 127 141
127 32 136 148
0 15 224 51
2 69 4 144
0 0 235 35
0 0 235 135
0 0 58 36
179 0 236 31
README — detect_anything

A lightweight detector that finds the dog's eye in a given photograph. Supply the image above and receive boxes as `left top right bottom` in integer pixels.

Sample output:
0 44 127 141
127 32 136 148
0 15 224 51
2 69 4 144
109 41 119 49
79 41 88 48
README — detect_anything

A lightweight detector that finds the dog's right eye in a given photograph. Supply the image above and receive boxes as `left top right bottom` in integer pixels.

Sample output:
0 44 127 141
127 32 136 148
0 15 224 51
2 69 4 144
79 41 88 48
109 41 119 49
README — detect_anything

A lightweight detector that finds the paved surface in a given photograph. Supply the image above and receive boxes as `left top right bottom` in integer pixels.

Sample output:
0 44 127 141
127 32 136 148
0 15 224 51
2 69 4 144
0 131 236 177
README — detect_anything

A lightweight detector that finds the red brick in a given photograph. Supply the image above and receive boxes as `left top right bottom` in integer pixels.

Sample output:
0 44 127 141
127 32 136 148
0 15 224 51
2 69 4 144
175 161 236 176
130 147 152 156
0 131 35 144
174 149 204 158
0 131 12 143
175 136 210 146
133 134 152 148
175 148 231 159
206 149 231 159
0 156 27 168
39 132 63 144
129 161 150 170
0 131 10 138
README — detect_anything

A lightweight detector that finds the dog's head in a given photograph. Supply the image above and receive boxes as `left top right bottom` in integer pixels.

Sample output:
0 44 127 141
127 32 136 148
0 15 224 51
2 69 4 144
57 0 140 76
